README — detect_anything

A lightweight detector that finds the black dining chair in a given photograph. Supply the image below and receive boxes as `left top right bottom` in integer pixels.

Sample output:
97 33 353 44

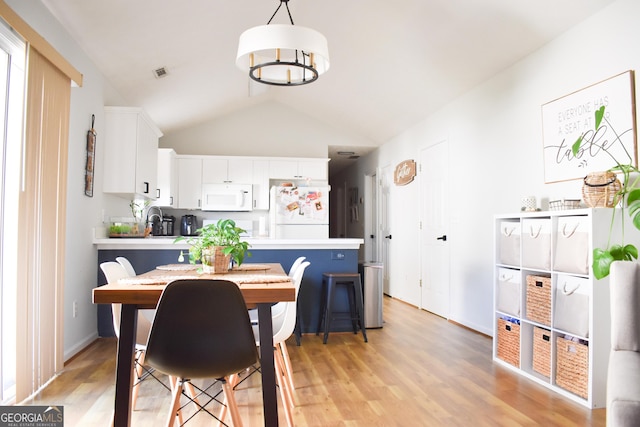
144 279 259 427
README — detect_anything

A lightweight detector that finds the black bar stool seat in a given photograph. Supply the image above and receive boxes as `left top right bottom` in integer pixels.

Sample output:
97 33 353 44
316 272 368 344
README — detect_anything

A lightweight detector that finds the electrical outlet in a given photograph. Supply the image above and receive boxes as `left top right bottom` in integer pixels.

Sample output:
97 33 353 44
72 301 78 318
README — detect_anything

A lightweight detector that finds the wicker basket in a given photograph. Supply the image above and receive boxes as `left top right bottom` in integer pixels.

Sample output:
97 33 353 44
532 327 551 378
201 246 231 274
497 318 520 367
526 275 551 326
556 336 589 399
582 171 621 208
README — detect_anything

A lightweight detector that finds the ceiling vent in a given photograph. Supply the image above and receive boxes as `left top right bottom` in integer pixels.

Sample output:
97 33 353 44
153 67 168 78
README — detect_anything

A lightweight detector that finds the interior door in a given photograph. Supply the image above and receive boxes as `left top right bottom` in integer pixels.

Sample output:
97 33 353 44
420 141 450 317
379 165 392 294
364 173 378 262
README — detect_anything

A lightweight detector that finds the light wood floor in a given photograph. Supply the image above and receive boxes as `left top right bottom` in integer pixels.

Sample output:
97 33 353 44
24 296 606 426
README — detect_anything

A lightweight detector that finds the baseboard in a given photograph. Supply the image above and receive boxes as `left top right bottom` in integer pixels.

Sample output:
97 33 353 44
64 332 99 363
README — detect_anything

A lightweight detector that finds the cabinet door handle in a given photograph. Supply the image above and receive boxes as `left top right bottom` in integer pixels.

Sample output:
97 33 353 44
436 235 447 241
385 235 392 239
143 182 149 194
156 188 160 198
370 234 375 239
170 196 173 206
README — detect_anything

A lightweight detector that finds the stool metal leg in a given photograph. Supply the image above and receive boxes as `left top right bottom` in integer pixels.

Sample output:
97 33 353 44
353 277 368 343
345 282 358 334
323 280 335 344
316 278 328 336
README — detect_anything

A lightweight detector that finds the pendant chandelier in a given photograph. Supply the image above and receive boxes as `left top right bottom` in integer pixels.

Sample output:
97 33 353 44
236 0 330 86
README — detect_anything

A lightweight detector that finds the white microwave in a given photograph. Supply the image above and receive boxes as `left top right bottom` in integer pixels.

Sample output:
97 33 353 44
201 183 253 211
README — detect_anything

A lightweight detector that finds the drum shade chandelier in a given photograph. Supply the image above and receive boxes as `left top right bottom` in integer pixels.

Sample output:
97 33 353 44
236 0 330 86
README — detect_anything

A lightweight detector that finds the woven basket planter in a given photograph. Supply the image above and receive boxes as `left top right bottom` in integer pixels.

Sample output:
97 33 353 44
582 171 621 208
201 246 231 273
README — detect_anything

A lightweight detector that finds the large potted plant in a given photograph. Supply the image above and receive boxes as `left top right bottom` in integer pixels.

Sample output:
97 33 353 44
175 219 250 273
572 105 640 279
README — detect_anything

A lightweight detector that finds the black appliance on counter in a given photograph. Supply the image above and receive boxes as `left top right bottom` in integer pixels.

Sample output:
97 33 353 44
150 215 176 236
180 215 198 236
163 215 175 236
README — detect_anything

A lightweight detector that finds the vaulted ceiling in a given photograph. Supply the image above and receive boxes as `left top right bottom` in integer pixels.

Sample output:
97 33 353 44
42 0 616 172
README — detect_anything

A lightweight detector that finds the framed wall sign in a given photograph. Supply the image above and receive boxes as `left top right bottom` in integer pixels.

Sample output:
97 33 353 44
541 71 637 183
394 159 417 186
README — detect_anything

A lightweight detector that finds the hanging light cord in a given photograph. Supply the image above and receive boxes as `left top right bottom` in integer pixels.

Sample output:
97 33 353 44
265 0 307 72
267 0 295 25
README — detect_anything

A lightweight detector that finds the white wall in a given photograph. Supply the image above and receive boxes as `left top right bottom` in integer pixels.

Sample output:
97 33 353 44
7 1 129 359
334 0 640 335
160 100 373 158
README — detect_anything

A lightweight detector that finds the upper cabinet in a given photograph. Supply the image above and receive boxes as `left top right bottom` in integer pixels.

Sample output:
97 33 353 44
153 148 177 207
252 159 270 210
269 158 328 181
202 157 253 184
103 107 163 199
176 156 203 209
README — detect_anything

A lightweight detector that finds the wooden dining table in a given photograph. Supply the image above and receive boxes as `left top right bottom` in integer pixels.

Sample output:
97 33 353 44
92 262 295 427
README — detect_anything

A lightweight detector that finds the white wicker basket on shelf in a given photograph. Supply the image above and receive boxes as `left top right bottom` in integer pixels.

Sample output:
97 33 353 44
549 199 581 211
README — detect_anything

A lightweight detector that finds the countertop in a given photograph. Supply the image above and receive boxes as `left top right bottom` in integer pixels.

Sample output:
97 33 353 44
93 237 364 250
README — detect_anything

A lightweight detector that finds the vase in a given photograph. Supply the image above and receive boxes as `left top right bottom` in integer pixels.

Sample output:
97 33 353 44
582 171 621 208
201 246 231 274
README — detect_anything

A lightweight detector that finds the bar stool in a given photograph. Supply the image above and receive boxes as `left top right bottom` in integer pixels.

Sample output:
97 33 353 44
317 272 368 344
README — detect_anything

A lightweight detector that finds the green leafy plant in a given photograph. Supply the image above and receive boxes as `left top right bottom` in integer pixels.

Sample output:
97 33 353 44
572 105 640 279
174 219 251 267
129 200 149 222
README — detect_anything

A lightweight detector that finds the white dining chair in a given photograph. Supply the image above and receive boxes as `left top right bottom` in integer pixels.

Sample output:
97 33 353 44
116 256 156 324
228 261 310 427
115 256 136 277
100 262 152 411
288 256 306 278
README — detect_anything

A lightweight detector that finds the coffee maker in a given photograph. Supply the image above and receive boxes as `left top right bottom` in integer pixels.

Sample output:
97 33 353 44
162 215 175 236
180 215 198 236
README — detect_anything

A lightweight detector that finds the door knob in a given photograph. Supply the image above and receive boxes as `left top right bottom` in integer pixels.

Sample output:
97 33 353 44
436 235 447 241
385 235 392 239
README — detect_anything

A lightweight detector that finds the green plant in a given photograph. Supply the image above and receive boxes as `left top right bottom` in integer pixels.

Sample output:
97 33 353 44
572 105 640 279
174 219 251 267
129 200 149 222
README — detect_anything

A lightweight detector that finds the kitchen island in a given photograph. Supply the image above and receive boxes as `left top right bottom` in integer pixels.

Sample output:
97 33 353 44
94 237 364 339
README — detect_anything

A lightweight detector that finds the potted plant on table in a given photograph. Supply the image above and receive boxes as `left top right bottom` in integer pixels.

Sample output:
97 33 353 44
572 105 640 279
174 219 250 273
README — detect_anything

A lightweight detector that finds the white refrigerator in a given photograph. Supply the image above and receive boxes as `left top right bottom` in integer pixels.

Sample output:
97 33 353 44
270 185 330 238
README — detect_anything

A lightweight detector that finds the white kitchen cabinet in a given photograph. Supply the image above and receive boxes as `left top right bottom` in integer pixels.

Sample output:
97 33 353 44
493 208 640 408
153 148 177 207
268 158 328 181
177 156 203 209
252 159 270 210
103 107 163 199
202 157 253 184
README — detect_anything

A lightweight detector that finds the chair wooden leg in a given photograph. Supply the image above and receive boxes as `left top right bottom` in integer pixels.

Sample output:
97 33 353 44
221 377 243 427
132 350 144 410
276 346 296 409
165 379 184 427
274 350 294 426
184 381 200 408
279 341 296 394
